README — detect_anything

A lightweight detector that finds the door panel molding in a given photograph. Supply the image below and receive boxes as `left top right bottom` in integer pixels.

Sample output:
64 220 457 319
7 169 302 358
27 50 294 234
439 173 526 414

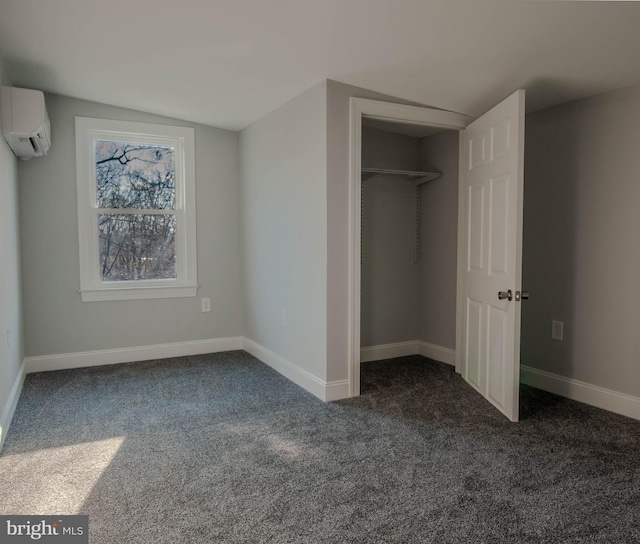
458 90 525 422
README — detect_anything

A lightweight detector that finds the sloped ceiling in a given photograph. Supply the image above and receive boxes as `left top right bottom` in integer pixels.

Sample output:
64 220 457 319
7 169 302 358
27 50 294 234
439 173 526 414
0 0 639 130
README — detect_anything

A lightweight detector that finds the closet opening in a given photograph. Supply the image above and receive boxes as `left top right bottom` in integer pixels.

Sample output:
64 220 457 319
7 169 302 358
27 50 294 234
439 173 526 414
348 93 525 421
358 117 460 394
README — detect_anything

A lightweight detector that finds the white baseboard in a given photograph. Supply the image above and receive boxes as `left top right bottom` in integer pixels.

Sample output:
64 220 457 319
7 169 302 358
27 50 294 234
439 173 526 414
360 341 418 363
521 365 640 421
242 338 335 401
10 339 640 428
0 359 26 452
24 336 244 374
361 340 455 366
416 341 456 366
324 379 350 402
21 335 350 405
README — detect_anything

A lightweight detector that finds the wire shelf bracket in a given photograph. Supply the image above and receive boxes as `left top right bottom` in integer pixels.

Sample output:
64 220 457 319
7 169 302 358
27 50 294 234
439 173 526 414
361 167 442 263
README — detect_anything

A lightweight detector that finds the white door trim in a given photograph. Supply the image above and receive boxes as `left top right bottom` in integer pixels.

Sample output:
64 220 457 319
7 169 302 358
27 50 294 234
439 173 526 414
456 130 467 379
348 97 474 397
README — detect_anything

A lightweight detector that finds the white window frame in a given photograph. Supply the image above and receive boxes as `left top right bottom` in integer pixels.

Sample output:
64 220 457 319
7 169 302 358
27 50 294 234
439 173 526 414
75 117 198 302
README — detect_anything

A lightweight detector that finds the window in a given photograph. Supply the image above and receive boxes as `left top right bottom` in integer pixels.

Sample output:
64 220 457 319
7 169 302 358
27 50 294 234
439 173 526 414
76 117 197 301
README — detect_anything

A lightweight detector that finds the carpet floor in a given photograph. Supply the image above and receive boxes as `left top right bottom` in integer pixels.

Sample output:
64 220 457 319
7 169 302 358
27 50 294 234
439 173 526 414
0 352 639 543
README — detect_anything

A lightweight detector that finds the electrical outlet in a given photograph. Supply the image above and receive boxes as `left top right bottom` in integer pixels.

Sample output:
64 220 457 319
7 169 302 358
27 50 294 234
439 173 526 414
551 320 563 341
201 298 211 313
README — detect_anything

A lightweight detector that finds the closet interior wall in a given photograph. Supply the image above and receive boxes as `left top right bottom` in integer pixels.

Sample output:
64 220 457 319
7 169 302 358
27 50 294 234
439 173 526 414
418 130 459 352
361 127 421 348
360 125 459 354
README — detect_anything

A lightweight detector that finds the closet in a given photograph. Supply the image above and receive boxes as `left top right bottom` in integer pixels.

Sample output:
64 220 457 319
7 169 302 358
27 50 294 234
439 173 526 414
360 119 459 365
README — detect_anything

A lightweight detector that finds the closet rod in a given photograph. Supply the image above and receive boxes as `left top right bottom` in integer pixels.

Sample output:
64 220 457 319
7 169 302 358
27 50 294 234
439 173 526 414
361 167 441 185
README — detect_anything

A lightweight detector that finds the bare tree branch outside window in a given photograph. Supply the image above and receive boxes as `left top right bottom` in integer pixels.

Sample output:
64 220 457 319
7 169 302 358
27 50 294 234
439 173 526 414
95 141 177 281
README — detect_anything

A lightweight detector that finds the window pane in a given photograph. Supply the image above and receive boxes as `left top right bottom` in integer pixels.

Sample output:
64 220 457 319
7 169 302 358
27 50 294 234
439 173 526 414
95 141 175 210
98 214 176 281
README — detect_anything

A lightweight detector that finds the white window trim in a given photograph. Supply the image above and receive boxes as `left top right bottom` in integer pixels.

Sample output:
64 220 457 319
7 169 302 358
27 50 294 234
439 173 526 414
75 117 198 302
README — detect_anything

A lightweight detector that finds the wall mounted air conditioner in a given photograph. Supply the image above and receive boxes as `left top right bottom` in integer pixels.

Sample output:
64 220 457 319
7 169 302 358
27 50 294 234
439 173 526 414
1 86 51 160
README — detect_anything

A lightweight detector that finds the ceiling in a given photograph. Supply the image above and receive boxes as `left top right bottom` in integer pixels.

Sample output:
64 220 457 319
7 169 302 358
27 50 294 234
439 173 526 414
363 117 446 139
0 0 639 131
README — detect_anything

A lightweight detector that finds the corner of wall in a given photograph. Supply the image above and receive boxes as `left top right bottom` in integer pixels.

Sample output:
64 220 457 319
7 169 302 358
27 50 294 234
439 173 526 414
0 360 26 452
239 81 329 385
0 50 26 452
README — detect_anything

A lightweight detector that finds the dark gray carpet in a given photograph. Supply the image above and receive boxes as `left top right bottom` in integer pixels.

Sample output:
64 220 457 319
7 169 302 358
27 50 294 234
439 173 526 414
1 352 639 543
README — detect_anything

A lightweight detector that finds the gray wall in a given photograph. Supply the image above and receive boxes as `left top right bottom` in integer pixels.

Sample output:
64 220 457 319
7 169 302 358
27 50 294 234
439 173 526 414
18 94 242 357
360 127 421 347
326 80 431 382
522 84 640 397
359 126 460 351
0 54 24 443
240 82 327 380
418 131 459 350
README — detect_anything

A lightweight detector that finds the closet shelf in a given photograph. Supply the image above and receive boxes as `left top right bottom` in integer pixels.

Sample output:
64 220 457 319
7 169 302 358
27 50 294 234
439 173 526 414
361 167 441 185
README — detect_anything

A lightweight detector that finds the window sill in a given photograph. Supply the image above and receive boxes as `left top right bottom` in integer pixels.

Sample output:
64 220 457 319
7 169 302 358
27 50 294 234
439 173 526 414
80 285 198 302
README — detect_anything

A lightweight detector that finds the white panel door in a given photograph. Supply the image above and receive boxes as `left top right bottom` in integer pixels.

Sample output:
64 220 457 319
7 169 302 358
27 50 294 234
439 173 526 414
459 90 525 422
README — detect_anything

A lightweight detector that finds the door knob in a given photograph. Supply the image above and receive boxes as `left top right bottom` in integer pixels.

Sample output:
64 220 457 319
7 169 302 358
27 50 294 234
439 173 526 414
498 289 513 301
